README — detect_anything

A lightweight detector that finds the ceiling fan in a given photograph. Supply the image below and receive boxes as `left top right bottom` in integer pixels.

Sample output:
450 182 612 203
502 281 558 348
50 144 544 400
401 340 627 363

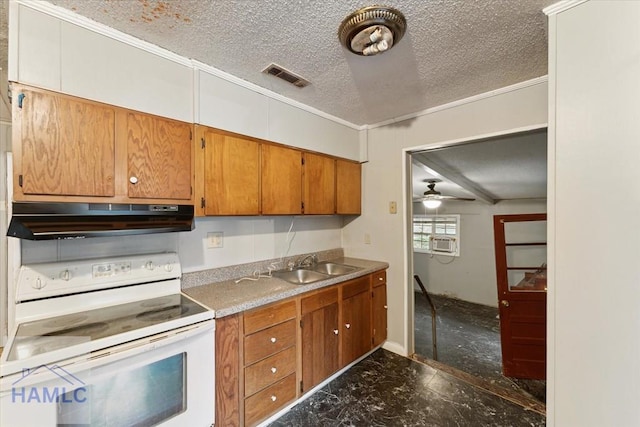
415 179 475 208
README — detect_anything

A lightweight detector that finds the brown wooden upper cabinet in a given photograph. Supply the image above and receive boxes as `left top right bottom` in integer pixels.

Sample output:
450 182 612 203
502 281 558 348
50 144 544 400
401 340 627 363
336 159 361 214
13 85 116 199
194 125 361 217
126 112 192 201
303 152 335 214
197 126 260 216
261 144 303 215
11 84 194 204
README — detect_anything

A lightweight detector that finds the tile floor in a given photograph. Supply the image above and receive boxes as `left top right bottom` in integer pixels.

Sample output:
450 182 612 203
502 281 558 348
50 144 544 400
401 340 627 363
269 349 545 426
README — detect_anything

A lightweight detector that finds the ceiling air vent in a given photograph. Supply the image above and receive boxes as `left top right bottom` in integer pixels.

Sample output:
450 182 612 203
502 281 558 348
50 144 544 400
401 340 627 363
262 63 310 88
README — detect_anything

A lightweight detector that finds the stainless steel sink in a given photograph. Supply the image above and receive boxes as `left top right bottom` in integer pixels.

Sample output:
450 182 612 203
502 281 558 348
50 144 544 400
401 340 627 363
313 262 358 276
273 269 329 285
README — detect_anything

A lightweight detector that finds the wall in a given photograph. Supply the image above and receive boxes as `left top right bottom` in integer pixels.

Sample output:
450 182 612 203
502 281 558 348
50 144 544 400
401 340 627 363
20 216 343 273
342 81 548 355
547 1 640 425
413 199 546 307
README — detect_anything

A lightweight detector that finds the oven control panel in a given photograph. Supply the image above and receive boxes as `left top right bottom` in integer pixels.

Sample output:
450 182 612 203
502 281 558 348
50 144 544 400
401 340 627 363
15 253 181 302
93 261 132 278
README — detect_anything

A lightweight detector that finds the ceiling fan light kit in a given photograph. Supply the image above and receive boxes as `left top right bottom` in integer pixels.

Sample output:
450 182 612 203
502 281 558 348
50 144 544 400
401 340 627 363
416 179 476 208
423 199 442 209
338 5 407 56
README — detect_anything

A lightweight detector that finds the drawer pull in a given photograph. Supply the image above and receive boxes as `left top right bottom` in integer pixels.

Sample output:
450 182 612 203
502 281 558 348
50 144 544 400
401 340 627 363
378 277 383 281
345 323 351 329
270 337 277 343
271 395 277 402
271 367 277 374
333 329 339 335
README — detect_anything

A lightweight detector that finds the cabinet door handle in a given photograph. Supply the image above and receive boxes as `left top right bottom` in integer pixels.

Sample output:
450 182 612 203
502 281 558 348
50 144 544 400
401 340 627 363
270 337 277 343
379 277 384 281
345 323 351 329
271 367 277 374
384 305 388 309
271 395 277 402
333 329 339 335
129 176 138 184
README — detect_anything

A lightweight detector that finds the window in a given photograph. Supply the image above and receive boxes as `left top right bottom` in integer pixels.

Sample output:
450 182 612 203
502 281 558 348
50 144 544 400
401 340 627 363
413 215 460 256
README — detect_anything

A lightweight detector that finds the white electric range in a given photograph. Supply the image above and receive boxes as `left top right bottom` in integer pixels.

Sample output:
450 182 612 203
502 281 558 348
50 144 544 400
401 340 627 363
0 252 215 427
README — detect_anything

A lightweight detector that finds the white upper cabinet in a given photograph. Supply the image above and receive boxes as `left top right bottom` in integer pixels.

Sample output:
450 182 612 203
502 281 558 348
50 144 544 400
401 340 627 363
10 5 61 91
196 70 269 139
60 23 193 122
10 3 193 122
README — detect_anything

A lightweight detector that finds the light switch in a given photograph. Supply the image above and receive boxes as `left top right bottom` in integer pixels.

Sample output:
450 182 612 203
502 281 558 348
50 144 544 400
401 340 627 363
389 201 397 214
364 233 371 244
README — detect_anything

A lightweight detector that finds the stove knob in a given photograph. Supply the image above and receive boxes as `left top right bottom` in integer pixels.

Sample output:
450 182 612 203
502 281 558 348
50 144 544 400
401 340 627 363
144 261 155 271
59 269 71 281
163 263 174 272
32 278 45 290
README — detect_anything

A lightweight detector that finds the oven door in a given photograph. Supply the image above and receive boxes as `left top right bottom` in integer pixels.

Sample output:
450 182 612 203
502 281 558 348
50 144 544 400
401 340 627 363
0 321 215 427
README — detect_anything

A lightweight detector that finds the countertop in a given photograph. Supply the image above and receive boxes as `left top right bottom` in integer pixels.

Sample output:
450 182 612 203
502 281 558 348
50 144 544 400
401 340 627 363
183 257 388 318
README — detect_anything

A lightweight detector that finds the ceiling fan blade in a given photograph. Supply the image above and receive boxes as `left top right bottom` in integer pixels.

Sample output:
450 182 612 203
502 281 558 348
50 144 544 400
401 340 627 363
439 196 476 201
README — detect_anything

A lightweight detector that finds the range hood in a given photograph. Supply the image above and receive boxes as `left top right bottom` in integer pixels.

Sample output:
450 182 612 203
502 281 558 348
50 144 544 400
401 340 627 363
7 202 194 240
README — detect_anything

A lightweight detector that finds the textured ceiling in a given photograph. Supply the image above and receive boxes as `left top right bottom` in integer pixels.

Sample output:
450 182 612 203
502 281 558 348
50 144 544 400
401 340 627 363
412 129 547 202
43 0 555 126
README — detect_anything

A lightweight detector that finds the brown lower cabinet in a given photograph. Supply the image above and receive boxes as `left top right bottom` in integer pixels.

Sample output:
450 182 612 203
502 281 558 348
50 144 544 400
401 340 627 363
215 269 387 426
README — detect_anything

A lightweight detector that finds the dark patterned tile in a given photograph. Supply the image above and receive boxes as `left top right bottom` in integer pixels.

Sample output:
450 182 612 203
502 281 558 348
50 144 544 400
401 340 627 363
269 349 545 427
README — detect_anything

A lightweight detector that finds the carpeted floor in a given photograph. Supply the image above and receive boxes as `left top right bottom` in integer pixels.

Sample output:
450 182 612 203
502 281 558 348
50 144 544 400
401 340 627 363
413 291 546 404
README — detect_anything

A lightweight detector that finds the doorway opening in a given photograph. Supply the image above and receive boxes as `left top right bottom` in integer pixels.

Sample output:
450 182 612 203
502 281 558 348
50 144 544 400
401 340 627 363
407 127 547 408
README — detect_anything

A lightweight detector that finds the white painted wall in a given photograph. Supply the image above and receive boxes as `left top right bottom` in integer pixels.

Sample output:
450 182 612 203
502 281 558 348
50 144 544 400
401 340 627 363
413 199 546 307
342 81 548 355
546 1 640 426
19 215 343 273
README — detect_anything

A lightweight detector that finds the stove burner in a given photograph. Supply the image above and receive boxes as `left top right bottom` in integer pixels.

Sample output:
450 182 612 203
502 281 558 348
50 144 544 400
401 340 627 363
44 321 110 337
136 305 189 322
141 297 175 308
42 314 90 329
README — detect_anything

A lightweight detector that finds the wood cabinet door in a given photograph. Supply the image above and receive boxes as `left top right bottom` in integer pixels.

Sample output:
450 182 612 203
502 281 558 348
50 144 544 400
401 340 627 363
126 112 192 200
336 159 361 214
203 129 260 215
341 279 372 367
301 298 339 393
303 153 335 214
15 86 116 197
261 144 302 215
372 283 387 347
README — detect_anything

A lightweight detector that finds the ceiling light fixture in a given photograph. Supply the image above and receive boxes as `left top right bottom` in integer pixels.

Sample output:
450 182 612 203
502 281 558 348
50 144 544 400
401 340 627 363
338 6 407 56
423 199 442 209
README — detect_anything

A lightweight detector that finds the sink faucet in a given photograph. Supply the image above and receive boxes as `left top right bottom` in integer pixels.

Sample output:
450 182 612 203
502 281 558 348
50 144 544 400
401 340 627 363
295 254 318 269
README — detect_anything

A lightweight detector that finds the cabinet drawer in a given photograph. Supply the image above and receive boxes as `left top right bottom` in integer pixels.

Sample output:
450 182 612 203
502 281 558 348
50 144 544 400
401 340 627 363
244 300 296 335
372 270 386 287
342 276 370 300
244 373 297 426
244 319 296 365
245 346 296 396
301 287 338 315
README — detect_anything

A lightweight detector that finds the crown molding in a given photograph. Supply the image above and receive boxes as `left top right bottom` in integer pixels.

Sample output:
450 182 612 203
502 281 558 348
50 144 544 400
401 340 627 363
543 0 589 16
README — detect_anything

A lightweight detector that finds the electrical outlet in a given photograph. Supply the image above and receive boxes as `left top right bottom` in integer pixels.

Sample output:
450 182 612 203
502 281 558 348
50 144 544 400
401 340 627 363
207 232 223 248
364 233 371 244
389 201 397 214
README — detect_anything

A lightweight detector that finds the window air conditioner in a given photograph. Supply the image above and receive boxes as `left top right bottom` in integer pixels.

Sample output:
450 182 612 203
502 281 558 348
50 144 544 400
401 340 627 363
430 235 456 253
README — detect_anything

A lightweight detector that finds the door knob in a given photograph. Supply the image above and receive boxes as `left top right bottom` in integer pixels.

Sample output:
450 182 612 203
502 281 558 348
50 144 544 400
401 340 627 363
500 300 510 307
